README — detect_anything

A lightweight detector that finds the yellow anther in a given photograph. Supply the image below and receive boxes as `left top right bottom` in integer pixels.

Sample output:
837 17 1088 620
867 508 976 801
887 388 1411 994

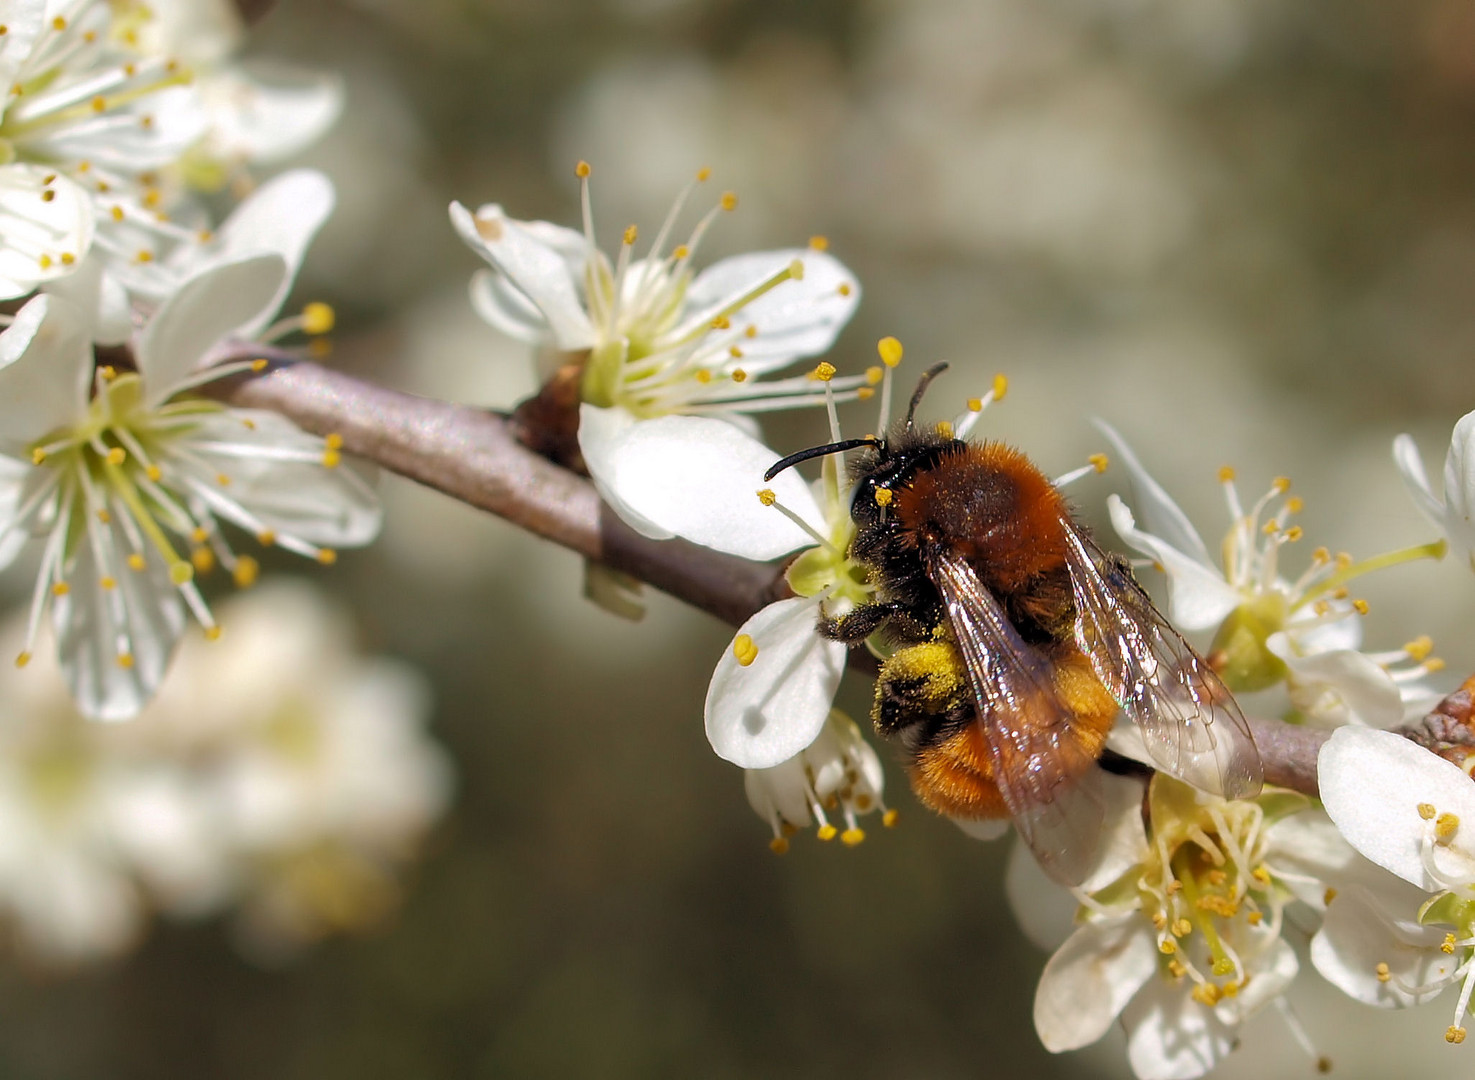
1171 918 1192 938
1314 600 1331 616
1324 888 1338 905
99 576 116 591
1158 939 1176 955
1436 811 1460 842
1405 635 1434 661
695 167 711 182
324 433 344 451
1312 546 1330 564
1247 910 1263 925
840 828 866 847
812 361 836 382
1353 599 1369 615
38 254 52 269
190 527 209 544
1221 981 1240 998
233 556 259 588
198 230 213 243
1211 957 1235 977
673 244 690 260
882 808 898 828
733 634 759 667
935 421 953 439
30 448 45 464
1190 983 1220 1006
816 824 837 842
204 625 222 642
322 449 342 468
1428 657 1448 673
622 224 638 245
1089 453 1109 474
878 336 903 368
14 652 29 668
1419 803 1438 820
191 547 215 574
837 283 852 296
142 464 161 482
135 249 153 263
575 160 591 178
100 365 117 381
1152 912 1167 930
127 553 146 572
256 529 276 547
1218 465 1236 483
745 324 757 338
1284 526 1304 542
117 653 134 669
1167 960 1187 979
769 836 789 855
729 345 743 359
1443 933 1458 955
1262 520 1279 535
1207 869 1227 886
756 489 777 506
96 508 111 524
169 562 193 586
1335 551 1353 569
711 315 731 330
51 581 69 596
866 366 884 386
992 374 1008 400
317 548 338 566
1286 496 1305 514
874 488 893 508
52 15 67 30
39 189 53 203
248 358 268 373
59 252 74 265
809 235 829 251
1447 1026 1468 1045
788 259 804 280
105 447 126 465
1375 962 1390 983
720 192 738 211
731 369 748 383
302 302 335 335
857 388 875 400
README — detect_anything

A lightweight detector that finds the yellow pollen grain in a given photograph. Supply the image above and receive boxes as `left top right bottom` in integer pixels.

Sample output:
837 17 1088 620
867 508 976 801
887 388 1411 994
756 489 776 506
14 652 28 668
837 283 851 296
1443 933 1458 955
60 252 73 265
840 828 865 847
733 633 758 667
731 369 747 383
302 302 335 335
116 653 134 670
1419 802 1438 820
622 224 638 245
317 548 338 565
1218 465 1236 483
769 836 789 855
83 29 95 42
1436 811 1460 841
1089 453 1109 474
878 336 903 368
234 556 260 589
883 808 899 828
1353 599 1369 615
874 488 893 508
1405 635 1434 661
99 576 115 591
250 358 269 373
127 553 146 572
1375 962 1390 982
105 447 126 465
575 160 591 178
809 235 829 251
720 192 738 211
935 420 953 439
136 249 153 263
1448 1026 1468 1045
812 361 836 382
257 529 276 546
51 581 69 597
816 824 837 842
198 230 213 243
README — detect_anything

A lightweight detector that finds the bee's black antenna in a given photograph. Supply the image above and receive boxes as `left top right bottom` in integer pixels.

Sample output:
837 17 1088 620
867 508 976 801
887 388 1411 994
764 438 883 482
905 362 950 430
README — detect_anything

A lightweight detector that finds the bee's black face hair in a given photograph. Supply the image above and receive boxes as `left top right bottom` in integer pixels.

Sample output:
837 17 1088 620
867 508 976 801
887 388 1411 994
763 437 882 482
904 361 950 430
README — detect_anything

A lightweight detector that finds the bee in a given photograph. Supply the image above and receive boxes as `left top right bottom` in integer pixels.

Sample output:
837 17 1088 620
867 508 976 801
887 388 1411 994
764 364 1262 883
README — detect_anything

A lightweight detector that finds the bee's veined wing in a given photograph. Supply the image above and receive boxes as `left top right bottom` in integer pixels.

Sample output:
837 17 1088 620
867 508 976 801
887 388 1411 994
928 545 1107 886
1063 525 1263 800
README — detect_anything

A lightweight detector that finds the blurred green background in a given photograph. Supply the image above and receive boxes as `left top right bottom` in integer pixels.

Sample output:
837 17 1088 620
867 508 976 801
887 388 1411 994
5 0 1475 1075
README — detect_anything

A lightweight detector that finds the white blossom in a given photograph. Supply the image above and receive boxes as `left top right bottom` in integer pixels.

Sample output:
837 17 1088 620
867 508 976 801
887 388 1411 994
1394 409 1475 571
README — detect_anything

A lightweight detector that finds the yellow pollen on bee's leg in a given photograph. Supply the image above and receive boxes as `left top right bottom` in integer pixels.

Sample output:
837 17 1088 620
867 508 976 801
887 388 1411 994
1437 812 1460 842
878 336 903 368
874 488 893 508
934 420 953 438
733 634 759 667
1376 962 1391 983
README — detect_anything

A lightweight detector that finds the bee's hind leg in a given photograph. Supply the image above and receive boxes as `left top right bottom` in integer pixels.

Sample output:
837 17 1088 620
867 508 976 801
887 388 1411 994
819 602 905 644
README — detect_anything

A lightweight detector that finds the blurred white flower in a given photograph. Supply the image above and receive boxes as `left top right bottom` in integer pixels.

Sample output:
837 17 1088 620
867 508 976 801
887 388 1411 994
743 710 891 852
1394 410 1475 572
1017 771 1354 1079
1313 726 1475 1046
0 255 380 720
1099 422 1444 727
449 165 863 539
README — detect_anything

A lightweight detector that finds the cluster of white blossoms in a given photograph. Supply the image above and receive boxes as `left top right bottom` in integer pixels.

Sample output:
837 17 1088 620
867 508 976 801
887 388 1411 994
0 582 450 968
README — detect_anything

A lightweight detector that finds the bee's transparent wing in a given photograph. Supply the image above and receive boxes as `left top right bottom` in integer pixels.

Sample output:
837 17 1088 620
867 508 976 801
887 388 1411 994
929 546 1106 885
1063 525 1263 800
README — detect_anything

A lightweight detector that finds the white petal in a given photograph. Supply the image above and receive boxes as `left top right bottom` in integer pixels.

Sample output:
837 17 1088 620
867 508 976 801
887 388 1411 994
1266 634 1403 728
53 544 187 722
0 167 94 298
678 249 860 371
200 61 344 164
1108 495 1239 631
1392 432 1447 528
1005 837 1078 951
578 405 823 558
705 596 846 769
40 253 133 345
744 757 815 829
468 268 556 345
1034 916 1157 1052
953 816 1010 841
1095 421 1216 567
0 456 30 571
1122 977 1234 1080
1262 808 1359 908
449 202 595 351
0 294 91 453
1311 884 1455 1008
137 254 287 406
204 169 335 338
1318 726 1475 889
1221 935 1297 1018
1439 409 1475 560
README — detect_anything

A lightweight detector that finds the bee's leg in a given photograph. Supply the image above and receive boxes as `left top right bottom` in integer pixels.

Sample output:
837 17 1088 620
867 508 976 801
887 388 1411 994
819 601 905 643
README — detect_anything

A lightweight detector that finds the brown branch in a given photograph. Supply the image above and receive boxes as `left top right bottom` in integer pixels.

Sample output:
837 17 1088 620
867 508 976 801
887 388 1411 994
214 361 1338 797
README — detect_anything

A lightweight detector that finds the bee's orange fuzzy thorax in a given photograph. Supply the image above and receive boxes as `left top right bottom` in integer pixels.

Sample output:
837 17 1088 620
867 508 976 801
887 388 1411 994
894 442 1068 593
